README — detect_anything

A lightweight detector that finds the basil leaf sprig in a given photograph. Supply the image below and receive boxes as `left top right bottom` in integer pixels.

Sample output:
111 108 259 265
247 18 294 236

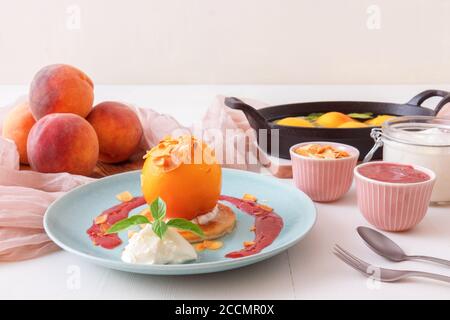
305 112 325 121
106 197 204 239
347 112 374 120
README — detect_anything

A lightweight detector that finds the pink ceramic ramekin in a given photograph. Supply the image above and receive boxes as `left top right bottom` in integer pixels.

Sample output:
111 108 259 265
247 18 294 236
289 142 359 202
354 162 436 232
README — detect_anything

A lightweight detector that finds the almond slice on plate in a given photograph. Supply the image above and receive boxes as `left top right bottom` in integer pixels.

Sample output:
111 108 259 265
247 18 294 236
243 241 256 247
203 240 223 250
243 193 257 202
194 242 206 252
116 191 133 202
94 214 107 225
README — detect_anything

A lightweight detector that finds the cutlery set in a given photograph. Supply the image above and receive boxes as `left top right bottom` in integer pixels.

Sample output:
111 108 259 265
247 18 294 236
334 226 450 284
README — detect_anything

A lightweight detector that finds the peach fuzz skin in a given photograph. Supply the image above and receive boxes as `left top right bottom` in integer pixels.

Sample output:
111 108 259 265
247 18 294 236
29 64 94 120
87 101 143 164
27 113 99 176
2 101 36 164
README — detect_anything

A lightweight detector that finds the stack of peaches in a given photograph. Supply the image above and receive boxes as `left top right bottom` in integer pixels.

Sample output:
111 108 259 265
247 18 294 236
2 64 143 176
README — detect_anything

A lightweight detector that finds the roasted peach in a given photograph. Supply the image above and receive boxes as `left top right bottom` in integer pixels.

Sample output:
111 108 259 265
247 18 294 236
276 117 313 127
29 64 94 120
141 136 222 220
27 113 99 175
1 101 36 164
316 112 353 128
337 121 368 128
365 115 396 126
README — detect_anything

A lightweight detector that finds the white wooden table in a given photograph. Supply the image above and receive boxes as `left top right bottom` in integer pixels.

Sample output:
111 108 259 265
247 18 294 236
1 85 450 299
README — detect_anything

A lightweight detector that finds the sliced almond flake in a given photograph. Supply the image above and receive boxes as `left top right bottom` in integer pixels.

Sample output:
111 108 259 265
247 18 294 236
295 149 310 157
145 135 218 172
295 144 350 159
243 241 256 247
162 156 180 172
322 150 335 159
336 151 350 158
173 144 191 164
143 150 152 159
116 191 133 202
243 193 257 202
203 240 223 250
317 146 327 154
152 156 167 166
94 214 108 225
194 243 206 252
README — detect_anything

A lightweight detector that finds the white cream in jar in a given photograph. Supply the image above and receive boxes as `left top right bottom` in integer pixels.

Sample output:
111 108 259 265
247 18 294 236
372 117 450 203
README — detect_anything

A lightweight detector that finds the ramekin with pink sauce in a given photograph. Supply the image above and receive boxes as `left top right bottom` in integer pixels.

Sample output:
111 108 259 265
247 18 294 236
354 162 436 231
290 142 359 202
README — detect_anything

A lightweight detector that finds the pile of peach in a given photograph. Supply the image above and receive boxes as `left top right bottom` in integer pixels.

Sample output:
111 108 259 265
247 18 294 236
2 64 143 176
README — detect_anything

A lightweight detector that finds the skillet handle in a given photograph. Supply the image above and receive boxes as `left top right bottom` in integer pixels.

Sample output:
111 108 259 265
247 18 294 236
406 90 450 115
224 97 270 130
434 95 450 115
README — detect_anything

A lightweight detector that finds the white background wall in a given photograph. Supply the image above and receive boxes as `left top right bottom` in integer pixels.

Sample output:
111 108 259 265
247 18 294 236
0 0 449 84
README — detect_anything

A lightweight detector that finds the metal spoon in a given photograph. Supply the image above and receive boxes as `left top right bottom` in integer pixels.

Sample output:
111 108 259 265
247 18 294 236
357 226 450 267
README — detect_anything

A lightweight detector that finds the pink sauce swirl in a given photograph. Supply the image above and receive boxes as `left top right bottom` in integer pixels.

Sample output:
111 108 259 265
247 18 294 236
219 195 284 258
87 195 284 258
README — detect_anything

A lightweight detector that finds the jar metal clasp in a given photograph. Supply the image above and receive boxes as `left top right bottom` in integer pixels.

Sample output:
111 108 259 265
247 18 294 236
363 128 383 163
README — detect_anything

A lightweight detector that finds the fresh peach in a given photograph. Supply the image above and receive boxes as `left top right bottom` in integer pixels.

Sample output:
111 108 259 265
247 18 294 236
29 64 94 120
86 101 143 163
27 113 99 175
1 101 36 164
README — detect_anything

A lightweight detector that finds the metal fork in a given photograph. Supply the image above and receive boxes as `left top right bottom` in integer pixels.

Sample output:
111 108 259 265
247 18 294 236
333 244 450 283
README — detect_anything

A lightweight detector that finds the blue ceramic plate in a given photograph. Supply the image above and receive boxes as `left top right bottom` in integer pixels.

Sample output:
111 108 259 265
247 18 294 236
44 169 316 275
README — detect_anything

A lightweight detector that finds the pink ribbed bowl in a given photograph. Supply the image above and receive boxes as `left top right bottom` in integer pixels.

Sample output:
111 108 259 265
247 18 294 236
290 142 359 202
354 162 436 232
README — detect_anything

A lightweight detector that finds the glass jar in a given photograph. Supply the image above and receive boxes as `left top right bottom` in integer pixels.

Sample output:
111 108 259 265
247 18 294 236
365 116 450 204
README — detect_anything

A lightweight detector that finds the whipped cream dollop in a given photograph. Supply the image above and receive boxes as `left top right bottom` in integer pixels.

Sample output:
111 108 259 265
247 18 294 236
121 225 197 265
191 205 219 225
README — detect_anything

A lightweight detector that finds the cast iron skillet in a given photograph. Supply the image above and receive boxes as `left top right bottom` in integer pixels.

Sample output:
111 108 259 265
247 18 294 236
224 90 450 160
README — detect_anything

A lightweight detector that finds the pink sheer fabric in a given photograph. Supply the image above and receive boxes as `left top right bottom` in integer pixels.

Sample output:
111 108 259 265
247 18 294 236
0 138 93 261
196 95 268 172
